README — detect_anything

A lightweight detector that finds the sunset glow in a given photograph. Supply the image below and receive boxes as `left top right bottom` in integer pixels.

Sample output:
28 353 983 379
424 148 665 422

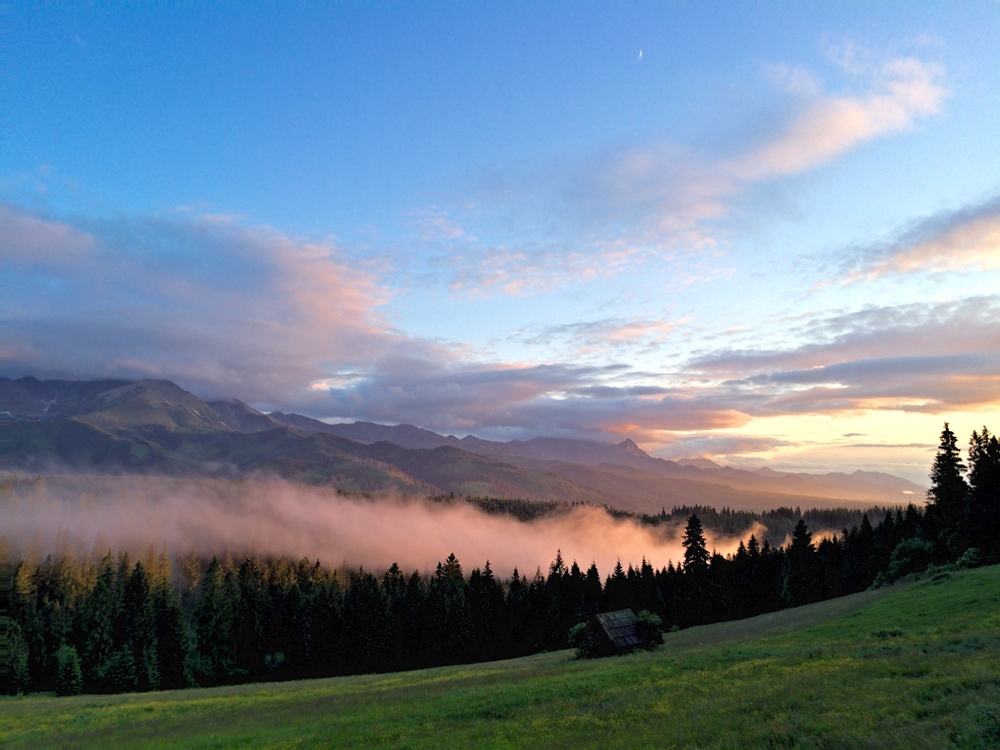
5 4 1000 484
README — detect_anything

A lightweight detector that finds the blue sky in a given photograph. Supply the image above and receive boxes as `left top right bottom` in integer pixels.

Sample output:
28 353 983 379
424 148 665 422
4 3 1000 482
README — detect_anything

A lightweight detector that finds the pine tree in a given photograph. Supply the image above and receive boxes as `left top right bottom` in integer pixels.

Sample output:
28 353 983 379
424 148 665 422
427 555 473 665
55 644 83 696
152 577 190 690
926 422 968 549
194 558 237 685
382 563 408 669
403 570 428 668
781 519 819 607
123 562 160 690
77 554 116 690
343 569 390 673
682 514 710 574
604 559 629 611
583 563 602 620
966 426 1000 561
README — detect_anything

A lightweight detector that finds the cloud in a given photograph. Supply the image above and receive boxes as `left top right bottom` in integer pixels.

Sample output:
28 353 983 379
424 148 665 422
0 203 96 264
441 242 645 297
1 204 741 437
431 47 947 294
4 206 996 450
693 296 1000 374
843 193 1000 281
690 297 1000 416
1 205 434 403
315 360 748 440
733 52 946 180
518 317 677 356
655 434 795 460
410 209 475 242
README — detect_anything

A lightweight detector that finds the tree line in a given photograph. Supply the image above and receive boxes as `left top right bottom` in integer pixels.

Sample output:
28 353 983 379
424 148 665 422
441 492 893 546
3 422 997 695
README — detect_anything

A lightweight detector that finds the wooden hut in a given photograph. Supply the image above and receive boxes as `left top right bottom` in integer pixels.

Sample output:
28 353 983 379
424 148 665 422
586 609 646 656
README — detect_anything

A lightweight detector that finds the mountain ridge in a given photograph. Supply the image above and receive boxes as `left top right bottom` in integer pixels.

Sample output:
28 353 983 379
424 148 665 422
2 376 926 510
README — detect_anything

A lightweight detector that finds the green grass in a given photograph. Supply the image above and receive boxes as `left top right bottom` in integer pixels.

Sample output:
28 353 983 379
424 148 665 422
3 566 999 749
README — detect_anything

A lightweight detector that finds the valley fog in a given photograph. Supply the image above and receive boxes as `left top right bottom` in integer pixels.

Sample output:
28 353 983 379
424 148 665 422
0 476 760 576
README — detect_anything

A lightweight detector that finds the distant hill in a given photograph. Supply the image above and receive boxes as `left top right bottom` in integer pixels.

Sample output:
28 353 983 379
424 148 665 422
1 376 925 510
273 410 925 505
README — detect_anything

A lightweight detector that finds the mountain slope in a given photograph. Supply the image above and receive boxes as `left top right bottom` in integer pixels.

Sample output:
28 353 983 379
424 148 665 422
2 376 925 509
516 459 858 514
6 566 996 748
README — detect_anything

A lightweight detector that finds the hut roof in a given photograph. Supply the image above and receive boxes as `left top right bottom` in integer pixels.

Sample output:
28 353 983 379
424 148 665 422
594 609 644 650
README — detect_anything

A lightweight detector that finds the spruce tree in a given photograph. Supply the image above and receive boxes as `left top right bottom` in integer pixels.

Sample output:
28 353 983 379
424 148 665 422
152 580 190 690
78 557 116 691
55 644 83 696
966 427 1000 561
781 519 819 607
682 514 710 574
926 422 968 547
194 558 235 685
343 569 390 673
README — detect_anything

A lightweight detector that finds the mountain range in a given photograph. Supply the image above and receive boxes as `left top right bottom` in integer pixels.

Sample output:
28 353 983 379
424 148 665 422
2 376 927 513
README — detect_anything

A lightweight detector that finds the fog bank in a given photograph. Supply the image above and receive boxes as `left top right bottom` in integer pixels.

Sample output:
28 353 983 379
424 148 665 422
1 477 760 576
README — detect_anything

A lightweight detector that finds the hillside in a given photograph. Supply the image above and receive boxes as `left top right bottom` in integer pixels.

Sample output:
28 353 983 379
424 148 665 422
272 412 925 504
2 376 924 510
3 565 997 748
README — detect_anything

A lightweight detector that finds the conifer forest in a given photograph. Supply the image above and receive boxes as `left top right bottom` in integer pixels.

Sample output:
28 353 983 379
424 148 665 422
4 423 999 696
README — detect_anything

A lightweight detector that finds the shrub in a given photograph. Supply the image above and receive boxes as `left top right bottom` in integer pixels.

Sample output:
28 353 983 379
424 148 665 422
96 648 138 694
56 644 83 696
889 538 936 579
8 622 31 695
636 610 664 646
871 628 903 639
567 622 587 649
569 622 599 660
957 548 982 569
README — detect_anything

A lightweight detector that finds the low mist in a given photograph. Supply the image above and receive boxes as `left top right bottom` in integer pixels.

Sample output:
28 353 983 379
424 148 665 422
1 476 762 576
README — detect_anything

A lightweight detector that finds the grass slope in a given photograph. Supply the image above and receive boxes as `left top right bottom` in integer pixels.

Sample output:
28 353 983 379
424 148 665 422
3 566 999 749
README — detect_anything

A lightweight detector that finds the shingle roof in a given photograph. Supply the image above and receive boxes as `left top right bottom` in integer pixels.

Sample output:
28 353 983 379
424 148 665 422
594 609 645 649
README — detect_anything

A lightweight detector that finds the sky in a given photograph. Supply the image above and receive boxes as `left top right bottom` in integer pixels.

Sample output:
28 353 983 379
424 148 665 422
4 3 1000 484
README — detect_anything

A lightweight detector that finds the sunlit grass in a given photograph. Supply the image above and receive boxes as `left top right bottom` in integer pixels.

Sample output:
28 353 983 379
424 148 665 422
3 566 999 748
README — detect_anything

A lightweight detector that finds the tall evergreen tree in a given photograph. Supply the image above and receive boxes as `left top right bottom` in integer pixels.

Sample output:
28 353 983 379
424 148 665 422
427 554 473 665
603 560 630 611
926 422 968 549
194 558 237 685
121 562 160 691
343 568 390 673
966 427 1000 561
682 514 710 574
77 555 116 690
781 519 819 607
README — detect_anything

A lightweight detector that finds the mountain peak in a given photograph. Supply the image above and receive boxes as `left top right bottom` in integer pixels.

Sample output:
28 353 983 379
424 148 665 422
617 438 647 456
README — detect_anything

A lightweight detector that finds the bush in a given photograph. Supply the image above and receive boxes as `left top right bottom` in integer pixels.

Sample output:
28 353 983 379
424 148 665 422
871 628 903 639
7 622 31 695
96 648 138 694
569 622 599 660
871 571 893 589
957 548 982 569
889 538 936 579
56 644 83 696
636 610 664 646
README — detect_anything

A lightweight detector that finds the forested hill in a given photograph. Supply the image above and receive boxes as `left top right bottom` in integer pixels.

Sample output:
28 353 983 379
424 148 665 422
3 376 923 511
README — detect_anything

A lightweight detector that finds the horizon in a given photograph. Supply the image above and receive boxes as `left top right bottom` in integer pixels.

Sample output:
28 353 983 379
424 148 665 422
5 3 1000 484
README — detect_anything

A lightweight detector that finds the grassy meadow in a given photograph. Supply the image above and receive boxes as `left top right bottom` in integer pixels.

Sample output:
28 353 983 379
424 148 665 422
2 565 999 749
